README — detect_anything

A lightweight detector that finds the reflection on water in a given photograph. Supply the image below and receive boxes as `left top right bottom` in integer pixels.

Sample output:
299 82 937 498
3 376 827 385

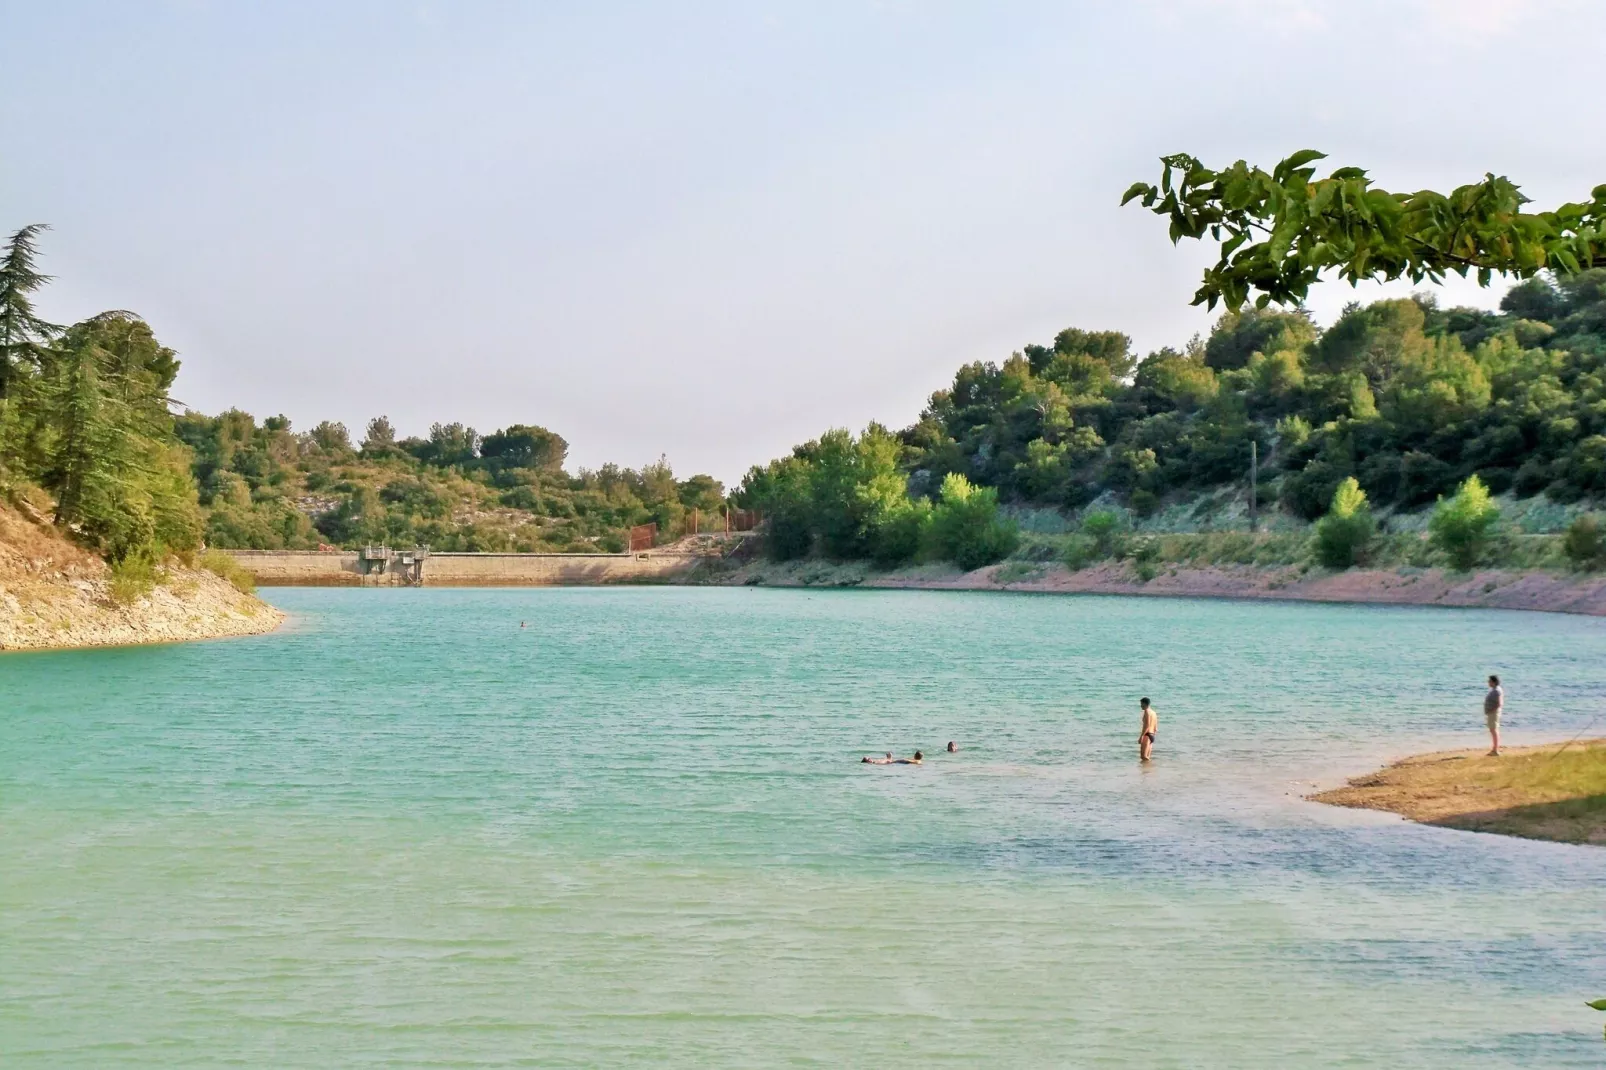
2 587 1603 1066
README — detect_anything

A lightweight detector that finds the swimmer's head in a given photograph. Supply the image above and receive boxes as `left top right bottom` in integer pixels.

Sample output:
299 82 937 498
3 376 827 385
913 751 923 761
1140 697 1150 709
1488 674 1500 686
946 741 957 752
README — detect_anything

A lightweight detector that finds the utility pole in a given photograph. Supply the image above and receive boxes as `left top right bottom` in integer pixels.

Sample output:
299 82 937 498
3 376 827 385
1249 440 1259 533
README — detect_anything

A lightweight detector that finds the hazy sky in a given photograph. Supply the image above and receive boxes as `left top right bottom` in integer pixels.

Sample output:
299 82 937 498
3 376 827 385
4 0 1603 484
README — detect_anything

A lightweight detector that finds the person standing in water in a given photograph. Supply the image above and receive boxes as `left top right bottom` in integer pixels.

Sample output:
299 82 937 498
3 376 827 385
1138 697 1158 762
1484 675 1504 756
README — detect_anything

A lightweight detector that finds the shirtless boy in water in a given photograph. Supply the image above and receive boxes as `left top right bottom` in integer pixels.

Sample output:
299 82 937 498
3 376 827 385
1138 698 1158 762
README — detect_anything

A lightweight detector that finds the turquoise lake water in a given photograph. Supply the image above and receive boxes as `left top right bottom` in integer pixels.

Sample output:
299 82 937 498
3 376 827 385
2 587 1604 1066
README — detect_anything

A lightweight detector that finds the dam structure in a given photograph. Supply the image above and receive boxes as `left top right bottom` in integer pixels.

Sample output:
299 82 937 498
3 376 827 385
224 547 708 587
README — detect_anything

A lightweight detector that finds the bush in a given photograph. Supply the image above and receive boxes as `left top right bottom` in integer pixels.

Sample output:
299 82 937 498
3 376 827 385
1129 489 1159 517
1127 536 1160 581
925 473 1019 571
1063 533 1098 571
1080 509 1125 556
199 549 257 594
1428 474 1500 571
1313 477 1375 569
868 500 931 567
1563 514 1606 570
107 554 159 605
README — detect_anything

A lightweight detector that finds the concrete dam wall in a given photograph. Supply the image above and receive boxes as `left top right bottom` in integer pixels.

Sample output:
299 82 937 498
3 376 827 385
225 549 702 587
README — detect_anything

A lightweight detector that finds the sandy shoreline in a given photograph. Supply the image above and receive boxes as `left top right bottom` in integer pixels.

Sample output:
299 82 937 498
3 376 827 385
698 559 1606 616
1311 740 1606 845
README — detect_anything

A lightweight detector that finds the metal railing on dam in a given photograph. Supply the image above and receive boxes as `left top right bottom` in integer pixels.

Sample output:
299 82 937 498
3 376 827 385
223 549 704 587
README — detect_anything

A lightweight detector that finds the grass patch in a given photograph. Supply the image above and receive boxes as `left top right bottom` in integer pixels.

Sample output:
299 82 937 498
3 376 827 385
1315 740 1606 845
994 561 1042 584
200 549 257 594
1147 532 1308 568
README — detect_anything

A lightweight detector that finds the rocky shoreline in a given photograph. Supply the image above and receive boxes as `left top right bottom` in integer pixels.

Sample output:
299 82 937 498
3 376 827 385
694 558 1606 616
0 506 283 653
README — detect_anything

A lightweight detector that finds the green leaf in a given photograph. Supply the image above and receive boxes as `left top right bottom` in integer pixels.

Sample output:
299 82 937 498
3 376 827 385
1120 181 1153 206
1586 999 1606 1011
1274 149 1326 182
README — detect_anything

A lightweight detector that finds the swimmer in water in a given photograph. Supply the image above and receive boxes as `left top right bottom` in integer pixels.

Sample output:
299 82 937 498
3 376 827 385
862 751 922 765
946 741 958 753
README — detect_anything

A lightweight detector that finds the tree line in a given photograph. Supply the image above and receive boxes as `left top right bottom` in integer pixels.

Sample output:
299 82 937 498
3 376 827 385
0 225 726 563
736 271 1606 569
176 409 727 553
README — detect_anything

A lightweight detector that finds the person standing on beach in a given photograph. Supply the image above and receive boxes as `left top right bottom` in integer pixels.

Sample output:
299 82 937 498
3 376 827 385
1484 675 1504 756
1138 698 1158 762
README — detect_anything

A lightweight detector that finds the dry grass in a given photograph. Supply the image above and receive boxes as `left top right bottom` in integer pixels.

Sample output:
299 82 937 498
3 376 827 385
1313 740 1606 845
199 549 257 594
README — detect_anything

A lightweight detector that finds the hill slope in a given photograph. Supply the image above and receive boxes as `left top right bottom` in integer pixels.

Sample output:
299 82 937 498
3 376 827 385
0 504 281 651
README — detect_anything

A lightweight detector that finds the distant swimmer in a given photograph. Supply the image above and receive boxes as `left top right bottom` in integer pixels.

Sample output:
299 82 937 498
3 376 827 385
520 621 527 629
946 741 958 753
862 752 894 764
1485 675 1504 756
862 751 922 765
1138 697 1158 762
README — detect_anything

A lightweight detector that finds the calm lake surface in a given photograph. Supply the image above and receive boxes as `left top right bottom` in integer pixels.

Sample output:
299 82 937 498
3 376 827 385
3 587 1604 1066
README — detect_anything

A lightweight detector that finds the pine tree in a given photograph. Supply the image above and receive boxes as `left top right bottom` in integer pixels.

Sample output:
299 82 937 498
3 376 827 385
0 224 62 397
47 342 152 559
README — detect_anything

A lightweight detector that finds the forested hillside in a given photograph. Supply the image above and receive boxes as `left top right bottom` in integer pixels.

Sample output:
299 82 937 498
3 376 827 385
0 224 725 561
0 226 204 585
176 411 727 553
737 270 1606 565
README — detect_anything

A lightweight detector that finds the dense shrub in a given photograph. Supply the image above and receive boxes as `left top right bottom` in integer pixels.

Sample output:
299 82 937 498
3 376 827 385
1428 474 1501 571
1080 509 1125 556
1062 533 1098 571
1313 477 1375 569
1563 514 1606 570
107 552 159 604
925 473 1018 571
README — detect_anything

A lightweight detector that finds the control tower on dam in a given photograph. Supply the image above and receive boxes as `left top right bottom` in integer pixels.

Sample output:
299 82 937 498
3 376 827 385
223 549 704 587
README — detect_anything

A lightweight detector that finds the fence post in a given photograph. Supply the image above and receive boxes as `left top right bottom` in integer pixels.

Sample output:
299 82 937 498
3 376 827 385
1249 440 1259 533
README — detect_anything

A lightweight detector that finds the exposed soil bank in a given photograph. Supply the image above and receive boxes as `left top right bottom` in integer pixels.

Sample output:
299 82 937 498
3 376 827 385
1312 741 1606 845
698 558 1606 616
0 506 283 652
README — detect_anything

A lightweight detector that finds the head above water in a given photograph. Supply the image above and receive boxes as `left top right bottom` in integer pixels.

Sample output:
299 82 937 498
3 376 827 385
1140 697 1151 709
913 751 923 761
1488 674 1500 687
946 741 957 752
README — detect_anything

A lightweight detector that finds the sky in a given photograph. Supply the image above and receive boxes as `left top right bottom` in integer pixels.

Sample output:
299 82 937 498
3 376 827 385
3 0 1604 485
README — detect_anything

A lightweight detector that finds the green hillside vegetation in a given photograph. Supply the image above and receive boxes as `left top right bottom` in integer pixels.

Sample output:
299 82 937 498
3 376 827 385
0 224 725 562
174 411 727 553
0 226 203 596
737 271 1606 573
